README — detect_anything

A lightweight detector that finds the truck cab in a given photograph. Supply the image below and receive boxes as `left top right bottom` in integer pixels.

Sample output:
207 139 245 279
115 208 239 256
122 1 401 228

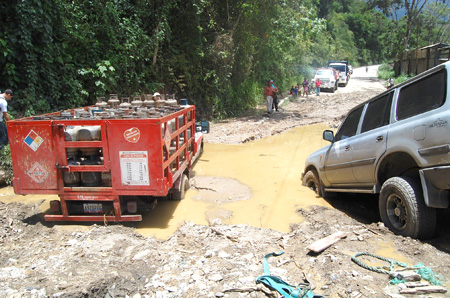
328 60 350 87
313 68 339 93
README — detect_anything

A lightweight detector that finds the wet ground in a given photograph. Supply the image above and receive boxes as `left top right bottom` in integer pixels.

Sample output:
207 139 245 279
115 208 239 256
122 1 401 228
1 66 450 297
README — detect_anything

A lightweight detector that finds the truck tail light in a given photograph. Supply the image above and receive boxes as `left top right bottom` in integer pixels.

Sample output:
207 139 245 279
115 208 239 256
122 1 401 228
127 201 137 213
50 200 61 212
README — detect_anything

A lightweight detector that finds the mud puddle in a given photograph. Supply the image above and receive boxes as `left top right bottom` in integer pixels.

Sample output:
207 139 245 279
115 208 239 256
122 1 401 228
137 123 333 239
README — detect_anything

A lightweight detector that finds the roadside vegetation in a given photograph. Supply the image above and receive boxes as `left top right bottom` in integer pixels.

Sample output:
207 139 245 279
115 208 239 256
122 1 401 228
0 0 448 120
378 63 414 86
0 146 13 185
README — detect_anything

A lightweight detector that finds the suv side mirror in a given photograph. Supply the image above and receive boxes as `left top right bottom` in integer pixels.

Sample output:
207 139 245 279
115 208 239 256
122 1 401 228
323 130 335 142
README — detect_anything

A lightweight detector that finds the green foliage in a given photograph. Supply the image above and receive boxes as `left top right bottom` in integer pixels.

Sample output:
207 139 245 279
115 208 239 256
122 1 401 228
378 63 412 86
0 0 445 120
377 63 395 79
0 146 13 185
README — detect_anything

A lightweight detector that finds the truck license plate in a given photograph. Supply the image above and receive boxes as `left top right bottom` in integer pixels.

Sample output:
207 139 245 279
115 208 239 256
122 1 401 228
83 203 103 214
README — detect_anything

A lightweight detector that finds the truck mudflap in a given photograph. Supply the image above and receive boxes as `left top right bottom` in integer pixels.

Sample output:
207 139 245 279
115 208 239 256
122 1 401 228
419 165 450 208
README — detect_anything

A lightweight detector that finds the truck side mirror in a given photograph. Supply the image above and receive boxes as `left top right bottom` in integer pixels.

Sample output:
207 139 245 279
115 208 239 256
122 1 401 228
323 130 334 142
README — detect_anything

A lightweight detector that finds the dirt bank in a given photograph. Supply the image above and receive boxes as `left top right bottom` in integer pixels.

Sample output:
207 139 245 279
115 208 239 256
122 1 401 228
1 66 450 298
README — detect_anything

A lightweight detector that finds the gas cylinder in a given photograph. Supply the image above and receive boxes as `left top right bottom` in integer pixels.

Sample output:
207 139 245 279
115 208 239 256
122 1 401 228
63 159 81 187
80 158 101 187
120 97 131 108
77 126 101 156
108 94 120 107
131 95 143 108
64 127 80 158
95 97 108 109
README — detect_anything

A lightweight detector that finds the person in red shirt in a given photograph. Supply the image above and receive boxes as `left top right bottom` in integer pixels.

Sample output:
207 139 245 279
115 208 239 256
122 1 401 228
315 78 321 96
264 80 278 114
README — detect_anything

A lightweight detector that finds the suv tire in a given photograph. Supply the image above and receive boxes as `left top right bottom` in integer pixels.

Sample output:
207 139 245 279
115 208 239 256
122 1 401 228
302 170 320 196
379 176 436 239
302 170 336 198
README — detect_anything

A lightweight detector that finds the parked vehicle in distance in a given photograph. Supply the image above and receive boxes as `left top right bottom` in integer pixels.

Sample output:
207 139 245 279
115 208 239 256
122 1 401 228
302 61 450 239
313 68 339 93
328 60 350 87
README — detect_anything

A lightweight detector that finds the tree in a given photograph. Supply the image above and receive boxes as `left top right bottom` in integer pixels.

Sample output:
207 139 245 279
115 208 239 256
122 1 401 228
421 1 450 44
369 0 430 52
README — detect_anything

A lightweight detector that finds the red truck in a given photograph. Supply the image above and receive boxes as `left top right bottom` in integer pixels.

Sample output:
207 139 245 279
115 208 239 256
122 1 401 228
7 98 205 222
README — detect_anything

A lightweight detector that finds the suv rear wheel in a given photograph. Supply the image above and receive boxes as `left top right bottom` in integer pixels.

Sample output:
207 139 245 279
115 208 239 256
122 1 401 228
379 176 436 239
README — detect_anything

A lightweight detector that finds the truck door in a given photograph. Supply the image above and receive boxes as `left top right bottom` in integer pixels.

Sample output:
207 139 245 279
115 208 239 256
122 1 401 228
324 106 364 185
351 92 393 184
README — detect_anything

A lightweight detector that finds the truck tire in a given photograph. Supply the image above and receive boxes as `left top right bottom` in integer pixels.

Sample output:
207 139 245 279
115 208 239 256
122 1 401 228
331 86 335 93
379 176 436 239
172 174 189 200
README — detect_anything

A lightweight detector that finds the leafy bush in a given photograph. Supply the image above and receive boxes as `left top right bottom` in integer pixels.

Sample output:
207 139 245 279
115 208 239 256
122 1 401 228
0 145 13 185
377 63 395 80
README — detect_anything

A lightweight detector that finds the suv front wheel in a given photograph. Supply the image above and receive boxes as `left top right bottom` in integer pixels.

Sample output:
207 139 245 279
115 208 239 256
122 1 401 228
379 176 436 239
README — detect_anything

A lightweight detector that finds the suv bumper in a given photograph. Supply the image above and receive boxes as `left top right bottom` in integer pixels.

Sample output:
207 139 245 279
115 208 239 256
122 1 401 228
420 165 450 208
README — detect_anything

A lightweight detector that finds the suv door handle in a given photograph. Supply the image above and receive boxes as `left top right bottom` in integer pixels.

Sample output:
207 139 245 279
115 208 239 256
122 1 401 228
345 145 350 151
376 135 384 142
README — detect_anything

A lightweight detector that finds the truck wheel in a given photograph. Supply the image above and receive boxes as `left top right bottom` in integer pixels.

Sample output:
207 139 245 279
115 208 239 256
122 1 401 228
331 86 335 93
379 176 436 239
302 170 321 196
172 174 189 200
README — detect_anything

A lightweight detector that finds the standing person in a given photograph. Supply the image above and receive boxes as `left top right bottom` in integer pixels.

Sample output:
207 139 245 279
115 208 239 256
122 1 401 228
0 89 13 150
302 78 309 98
264 80 277 114
387 77 394 89
315 78 321 96
271 80 279 112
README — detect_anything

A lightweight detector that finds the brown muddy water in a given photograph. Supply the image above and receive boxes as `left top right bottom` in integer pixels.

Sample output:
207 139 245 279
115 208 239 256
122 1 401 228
1 123 338 239
138 123 332 239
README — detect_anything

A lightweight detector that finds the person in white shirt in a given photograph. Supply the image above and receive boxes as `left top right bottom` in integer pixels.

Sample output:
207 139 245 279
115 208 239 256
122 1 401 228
0 89 13 149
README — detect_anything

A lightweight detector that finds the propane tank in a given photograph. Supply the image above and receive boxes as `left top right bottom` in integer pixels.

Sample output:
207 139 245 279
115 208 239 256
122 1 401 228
143 94 155 107
80 157 101 187
131 95 143 108
120 97 131 108
64 127 80 158
108 94 120 108
63 159 81 187
77 126 101 156
95 97 108 109
101 172 112 187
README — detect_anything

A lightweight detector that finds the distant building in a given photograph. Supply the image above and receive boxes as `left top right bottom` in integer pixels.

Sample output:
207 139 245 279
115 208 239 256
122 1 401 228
394 43 450 76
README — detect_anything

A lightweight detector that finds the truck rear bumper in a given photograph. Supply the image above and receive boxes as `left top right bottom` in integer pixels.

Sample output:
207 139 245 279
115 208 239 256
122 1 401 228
420 165 450 208
44 214 142 222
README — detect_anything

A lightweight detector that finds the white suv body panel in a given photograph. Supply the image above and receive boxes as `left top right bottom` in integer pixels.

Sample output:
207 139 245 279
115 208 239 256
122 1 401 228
303 61 450 208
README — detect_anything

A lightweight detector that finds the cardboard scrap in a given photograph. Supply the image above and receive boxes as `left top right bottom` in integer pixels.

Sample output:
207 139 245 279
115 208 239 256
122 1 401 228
306 231 347 253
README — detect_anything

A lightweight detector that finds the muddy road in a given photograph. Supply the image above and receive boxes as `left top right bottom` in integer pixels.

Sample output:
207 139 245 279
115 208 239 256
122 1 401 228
1 66 450 298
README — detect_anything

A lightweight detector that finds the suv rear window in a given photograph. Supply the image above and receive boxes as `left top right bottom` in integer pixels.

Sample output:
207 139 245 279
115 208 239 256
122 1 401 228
397 69 447 120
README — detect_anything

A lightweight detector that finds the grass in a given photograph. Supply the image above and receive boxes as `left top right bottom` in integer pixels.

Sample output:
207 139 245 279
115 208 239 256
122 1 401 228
378 63 414 86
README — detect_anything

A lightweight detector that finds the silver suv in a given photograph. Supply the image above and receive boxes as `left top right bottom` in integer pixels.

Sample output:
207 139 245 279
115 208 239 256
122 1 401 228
302 61 450 239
